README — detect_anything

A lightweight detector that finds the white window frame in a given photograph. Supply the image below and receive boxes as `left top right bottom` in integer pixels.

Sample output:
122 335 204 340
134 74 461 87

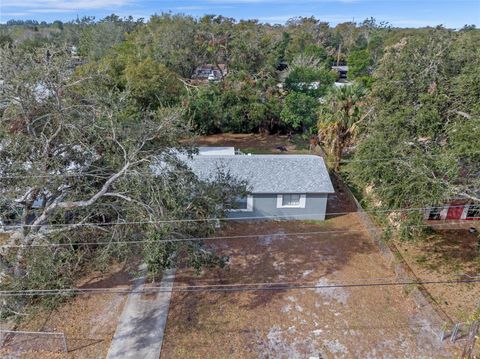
228 195 254 212
464 204 480 220
276 194 306 209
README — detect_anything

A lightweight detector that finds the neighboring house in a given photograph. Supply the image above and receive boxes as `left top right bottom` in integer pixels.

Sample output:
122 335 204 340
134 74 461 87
424 200 480 221
192 64 228 82
198 147 236 156
183 151 334 220
290 81 321 92
0 197 43 231
331 65 348 80
334 81 353 88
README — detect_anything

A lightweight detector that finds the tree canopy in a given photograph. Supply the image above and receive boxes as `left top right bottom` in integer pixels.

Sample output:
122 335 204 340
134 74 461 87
346 29 480 212
0 46 246 314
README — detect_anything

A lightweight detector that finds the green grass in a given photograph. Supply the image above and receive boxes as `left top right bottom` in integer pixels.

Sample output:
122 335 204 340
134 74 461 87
290 134 310 150
240 147 276 154
302 219 330 226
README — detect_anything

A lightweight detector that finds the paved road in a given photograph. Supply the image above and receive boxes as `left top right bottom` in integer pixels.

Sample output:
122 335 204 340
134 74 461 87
106 266 176 359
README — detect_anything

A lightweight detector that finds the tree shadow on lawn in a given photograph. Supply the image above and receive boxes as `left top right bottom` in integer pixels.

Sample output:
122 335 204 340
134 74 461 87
78 263 136 289
416 228 480 274
107 298 171 357
173 219 378 312
191 133 291 149
66 338 104 353
326 172 358 218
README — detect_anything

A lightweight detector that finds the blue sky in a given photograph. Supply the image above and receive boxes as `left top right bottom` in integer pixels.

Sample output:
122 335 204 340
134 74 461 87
1 0 479 28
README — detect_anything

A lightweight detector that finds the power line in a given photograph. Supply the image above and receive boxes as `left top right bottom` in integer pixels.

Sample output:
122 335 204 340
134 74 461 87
0 228 368 248
0 220 472 249
336 150 480 163
0 204 476 230
2 277 479 297
0 149 479 179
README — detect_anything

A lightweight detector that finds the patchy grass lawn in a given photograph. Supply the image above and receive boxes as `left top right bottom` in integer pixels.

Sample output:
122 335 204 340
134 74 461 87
189 133 312 154
396 221 480 323
161 214 463 358
0 263 134 358
188 134 480 355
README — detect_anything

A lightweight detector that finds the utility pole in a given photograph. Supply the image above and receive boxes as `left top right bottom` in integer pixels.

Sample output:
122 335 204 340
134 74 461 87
336 43 342 66
462 303 480 359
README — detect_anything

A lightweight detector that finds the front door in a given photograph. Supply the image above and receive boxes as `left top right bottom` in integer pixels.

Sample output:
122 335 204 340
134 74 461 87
446 205 464 220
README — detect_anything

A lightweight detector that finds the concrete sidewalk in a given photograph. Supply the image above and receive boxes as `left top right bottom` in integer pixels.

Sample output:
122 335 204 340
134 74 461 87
106 267 176 359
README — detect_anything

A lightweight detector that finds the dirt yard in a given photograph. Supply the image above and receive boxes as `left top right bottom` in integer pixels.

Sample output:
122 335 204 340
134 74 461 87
0 263 134 358
161 213 466 358
396 221 480 324
162 138 472 358
189 133 312 154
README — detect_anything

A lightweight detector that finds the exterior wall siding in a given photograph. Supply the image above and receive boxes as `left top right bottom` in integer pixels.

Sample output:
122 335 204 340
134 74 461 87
228 193 329 220
424 203 480 221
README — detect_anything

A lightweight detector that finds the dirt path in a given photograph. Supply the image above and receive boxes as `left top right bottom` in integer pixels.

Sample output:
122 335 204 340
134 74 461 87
188 133 311 154
161 215 462 358
0 264 131 358
107 267 175 359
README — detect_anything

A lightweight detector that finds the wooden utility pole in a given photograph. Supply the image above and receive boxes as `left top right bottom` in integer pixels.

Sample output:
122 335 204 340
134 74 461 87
336 43 342 66
462 303 480 358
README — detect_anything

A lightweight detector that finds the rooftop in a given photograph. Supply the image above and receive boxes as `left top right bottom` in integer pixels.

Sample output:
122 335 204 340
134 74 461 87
198 147 235 156
184 154 334 194
332 65 348 72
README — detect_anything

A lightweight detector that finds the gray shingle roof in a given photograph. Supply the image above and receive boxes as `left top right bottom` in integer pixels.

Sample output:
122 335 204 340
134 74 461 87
184 154 334 194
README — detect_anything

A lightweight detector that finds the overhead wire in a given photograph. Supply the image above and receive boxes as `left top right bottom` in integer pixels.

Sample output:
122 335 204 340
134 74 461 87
2 277 479 297
0 149 479 179
0 220 475 249
0 204 477 230
336 150 480 163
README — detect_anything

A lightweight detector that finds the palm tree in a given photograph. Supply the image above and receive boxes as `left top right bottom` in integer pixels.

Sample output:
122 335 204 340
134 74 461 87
318 84 368 172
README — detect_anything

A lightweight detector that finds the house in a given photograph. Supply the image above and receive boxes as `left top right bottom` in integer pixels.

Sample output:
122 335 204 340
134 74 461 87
334 81 353 88
198 147 236 156
192 64 228 82
183 152 334 220
331 65 348 80
290 81 321 91
424 200 480 221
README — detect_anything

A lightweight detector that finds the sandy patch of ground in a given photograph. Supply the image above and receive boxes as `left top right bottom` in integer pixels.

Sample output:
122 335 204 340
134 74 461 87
396 221 480 324
161 214 464 358
0 263 133 358
188 133 311 154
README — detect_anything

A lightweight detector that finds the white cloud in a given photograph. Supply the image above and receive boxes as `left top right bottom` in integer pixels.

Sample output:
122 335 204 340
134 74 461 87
28 8 76 13
388 19 440 27
205 0 358 3
1 12 29 16
1 0 132 11
257 13 356 24
256 15 294 23
174 5 233 10
175 5 210 10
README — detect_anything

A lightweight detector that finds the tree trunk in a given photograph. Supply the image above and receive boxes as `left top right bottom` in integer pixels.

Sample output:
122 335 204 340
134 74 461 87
334 142 343 172
336 43 342 66
13 232 30 278
0 255 12 275
334 127 344 172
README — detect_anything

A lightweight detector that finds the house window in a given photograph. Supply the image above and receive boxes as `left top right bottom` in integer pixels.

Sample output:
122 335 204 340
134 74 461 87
428 207 442 220
466 205 480 219
235 196 248 210
276 194 306 209
229 195 253 212
283 194 301 206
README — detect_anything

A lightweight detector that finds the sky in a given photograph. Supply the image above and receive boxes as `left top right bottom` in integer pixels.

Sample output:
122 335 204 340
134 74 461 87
0 0 479 28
